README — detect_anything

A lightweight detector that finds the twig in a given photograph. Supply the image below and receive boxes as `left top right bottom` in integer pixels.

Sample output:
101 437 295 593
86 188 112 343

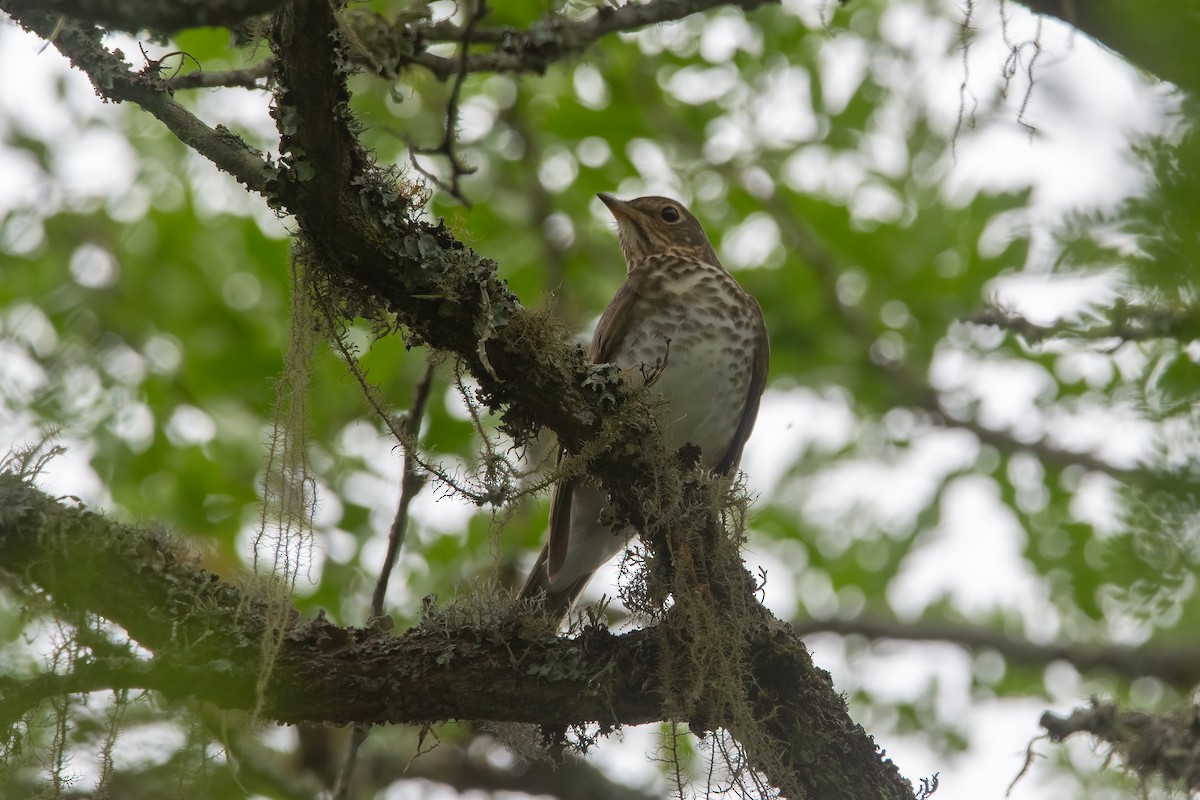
333 726 369 800
168 60 274 90
952 0 979 159
407 0 486 206
397 0 783 80
370 362 436 617
998 0 1044 139
312 302 506 506
6 8 277 195
333 361 436 800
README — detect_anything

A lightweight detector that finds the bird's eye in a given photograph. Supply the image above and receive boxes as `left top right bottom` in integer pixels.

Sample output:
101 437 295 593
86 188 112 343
661 206 681 223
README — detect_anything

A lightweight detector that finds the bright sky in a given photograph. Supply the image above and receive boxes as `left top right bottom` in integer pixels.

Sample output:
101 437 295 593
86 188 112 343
0 1 1178 798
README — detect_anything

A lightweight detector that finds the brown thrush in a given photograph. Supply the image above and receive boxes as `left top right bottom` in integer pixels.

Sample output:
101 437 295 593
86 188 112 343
519 193 770 620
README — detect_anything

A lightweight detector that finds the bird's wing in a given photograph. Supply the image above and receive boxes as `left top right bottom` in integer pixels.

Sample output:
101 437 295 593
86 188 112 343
715 295 770 476
545 463 576 582
587 274 646 362
544 276 646 583
517 514 594 615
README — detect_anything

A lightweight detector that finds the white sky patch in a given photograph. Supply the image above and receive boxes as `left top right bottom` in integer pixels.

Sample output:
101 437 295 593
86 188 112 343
626 137 680 192
890 475 1054 628
719 211 781 269
3 302 57 357
741 386 858 495
799 427 981 545
165 404 217 446
1043 403 1156 469
703 113 752 164
940 5 1177 219
0 27 98 137
700 9 763 62
931 347 1056 432
576 135 611 168
53 126 138 208
986 270 1124 324
849 181 904 225
573 63 611 110
818 32 870 115
752 65 820 148
191 76 279 149
0 146 44 219
69 242 121 288
456 95 498 144
664 63 742 105
537 144 579 193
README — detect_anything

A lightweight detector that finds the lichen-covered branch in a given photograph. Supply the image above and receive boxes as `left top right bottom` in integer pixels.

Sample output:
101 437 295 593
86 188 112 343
0 474 916 799
1039 700 1200 793
28 0 286 34
3 6 278 196
265 0 676 522
349 0 788 80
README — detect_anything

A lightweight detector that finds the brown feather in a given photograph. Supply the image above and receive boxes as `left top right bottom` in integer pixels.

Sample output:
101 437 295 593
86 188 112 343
715 294 770 476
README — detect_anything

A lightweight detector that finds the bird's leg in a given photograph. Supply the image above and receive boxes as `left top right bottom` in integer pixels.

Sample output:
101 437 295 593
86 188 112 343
639 336 672 387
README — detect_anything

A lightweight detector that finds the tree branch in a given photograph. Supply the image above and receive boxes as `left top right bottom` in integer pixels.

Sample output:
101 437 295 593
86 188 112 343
3 6 279 196
1039 700 1200 793
0 474 915 799
966 302 1200 346
796 615 1200 688
168 60 274 91
348 0 789 80
28 0 287 34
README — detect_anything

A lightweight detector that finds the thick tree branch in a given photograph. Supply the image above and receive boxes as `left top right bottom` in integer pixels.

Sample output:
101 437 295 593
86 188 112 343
0 474 915 799
0 474 654 726
29 0 286 34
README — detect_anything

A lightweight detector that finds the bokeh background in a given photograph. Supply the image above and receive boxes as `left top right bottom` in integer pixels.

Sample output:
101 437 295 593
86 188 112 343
2 0 1197 797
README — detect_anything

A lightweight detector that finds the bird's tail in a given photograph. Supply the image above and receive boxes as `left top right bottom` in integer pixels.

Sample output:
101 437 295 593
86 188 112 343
517 544 592 624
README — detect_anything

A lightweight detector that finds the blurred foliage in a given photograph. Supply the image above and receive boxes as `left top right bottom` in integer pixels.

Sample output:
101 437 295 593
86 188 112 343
2 0 1199 798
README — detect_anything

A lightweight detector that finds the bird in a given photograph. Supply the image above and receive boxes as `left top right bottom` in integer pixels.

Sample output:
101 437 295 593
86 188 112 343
518 193 770 622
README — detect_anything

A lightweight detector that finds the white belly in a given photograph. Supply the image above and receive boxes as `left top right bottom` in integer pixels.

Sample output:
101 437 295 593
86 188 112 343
616 297 755 469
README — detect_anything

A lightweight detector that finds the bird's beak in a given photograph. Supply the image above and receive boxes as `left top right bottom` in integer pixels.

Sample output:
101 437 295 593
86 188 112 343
597 192 633 222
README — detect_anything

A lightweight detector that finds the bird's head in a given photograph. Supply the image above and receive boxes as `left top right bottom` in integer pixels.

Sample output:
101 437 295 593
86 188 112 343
597 193 721 269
